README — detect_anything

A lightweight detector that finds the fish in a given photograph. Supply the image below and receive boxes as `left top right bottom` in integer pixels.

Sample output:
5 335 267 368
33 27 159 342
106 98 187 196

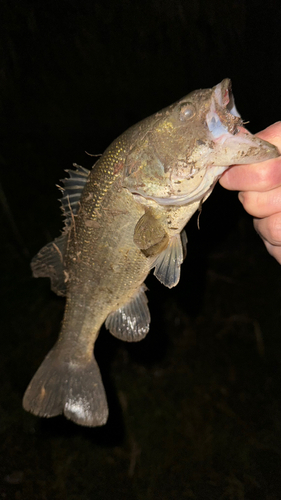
23 78 279 427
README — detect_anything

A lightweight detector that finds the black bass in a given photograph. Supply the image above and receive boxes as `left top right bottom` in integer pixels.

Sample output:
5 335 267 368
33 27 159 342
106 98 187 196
23 79 279 426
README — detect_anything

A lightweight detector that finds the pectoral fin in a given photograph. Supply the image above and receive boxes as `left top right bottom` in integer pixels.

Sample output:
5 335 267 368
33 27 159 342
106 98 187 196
134 210 169 257
181 229 188 260
153 232 186 288
105 286 150 341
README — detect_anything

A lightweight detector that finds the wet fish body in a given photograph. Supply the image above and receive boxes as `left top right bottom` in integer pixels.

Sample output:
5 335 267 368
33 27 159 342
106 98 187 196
23 79 279 426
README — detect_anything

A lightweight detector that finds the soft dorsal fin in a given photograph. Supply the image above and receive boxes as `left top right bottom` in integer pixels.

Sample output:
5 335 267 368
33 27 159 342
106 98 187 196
153 231 187 289
31 233 68 296
105 286 150 341
31 164 90 296
58 163 90 227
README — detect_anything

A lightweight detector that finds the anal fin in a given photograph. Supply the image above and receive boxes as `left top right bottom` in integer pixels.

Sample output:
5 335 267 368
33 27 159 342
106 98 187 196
105 285 150 341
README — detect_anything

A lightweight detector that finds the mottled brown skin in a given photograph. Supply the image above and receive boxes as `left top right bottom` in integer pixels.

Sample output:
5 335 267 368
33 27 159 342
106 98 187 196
61 138 151 360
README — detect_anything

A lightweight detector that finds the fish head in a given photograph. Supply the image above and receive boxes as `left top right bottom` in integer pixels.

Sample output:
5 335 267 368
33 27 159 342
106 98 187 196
124 79 279 206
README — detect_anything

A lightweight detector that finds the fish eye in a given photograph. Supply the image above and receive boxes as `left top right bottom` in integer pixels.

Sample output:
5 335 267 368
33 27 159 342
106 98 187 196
179 102 195 121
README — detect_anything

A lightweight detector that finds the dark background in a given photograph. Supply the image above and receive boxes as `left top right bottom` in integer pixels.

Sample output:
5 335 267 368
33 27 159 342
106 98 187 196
1 1 281 499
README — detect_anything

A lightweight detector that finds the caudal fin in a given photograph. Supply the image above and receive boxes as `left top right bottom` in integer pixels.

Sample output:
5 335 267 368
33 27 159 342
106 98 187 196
23 345 108 427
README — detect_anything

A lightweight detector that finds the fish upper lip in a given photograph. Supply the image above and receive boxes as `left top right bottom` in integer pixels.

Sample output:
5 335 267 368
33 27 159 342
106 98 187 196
207 79 244 138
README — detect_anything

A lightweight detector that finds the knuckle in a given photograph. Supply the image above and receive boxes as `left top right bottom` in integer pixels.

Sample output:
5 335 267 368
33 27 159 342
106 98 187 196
254 214 281 245
256 163 276 190
266 215 281 244
240 191 258 216
264 240 281 264
272 121 281 134
253 218 263 237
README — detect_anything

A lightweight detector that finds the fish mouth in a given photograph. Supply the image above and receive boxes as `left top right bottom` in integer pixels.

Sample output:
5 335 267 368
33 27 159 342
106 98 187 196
206 78 279 164
206 78 243 138
214 78 240 118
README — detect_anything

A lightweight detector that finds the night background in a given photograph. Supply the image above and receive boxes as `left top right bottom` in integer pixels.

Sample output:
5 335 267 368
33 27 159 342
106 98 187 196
1 1 281 499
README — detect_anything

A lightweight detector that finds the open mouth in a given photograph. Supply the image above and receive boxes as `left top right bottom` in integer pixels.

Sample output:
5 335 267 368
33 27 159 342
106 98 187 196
206 78 244 139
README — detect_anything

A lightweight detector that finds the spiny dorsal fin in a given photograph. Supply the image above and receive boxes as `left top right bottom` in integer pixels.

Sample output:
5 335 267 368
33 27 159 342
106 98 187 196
58 163 90 227
153 231 187 289
31 164 90 296
31 233 68 296
105 285 150 341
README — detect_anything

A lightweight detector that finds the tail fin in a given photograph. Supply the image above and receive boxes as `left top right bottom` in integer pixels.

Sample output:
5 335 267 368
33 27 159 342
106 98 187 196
23 345 108 427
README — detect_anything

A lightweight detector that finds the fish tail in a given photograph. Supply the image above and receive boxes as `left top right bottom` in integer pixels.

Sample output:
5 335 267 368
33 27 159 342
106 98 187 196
23 344 108 427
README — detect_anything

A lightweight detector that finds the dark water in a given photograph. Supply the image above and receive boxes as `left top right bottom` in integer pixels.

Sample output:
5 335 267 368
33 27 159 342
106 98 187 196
1 1 281 498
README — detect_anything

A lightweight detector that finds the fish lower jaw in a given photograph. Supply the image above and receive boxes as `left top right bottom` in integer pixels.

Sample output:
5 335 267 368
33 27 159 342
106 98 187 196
131 165 228 207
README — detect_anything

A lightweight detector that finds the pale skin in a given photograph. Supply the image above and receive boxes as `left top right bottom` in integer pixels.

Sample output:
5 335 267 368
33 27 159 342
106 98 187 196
219 122 281 264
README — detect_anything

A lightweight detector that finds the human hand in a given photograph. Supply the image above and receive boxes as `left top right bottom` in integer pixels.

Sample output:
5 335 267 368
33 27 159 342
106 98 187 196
219 122 281 263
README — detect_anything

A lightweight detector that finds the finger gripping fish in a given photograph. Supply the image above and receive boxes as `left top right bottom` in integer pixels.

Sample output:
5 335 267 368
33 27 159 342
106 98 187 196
23 79 279 426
